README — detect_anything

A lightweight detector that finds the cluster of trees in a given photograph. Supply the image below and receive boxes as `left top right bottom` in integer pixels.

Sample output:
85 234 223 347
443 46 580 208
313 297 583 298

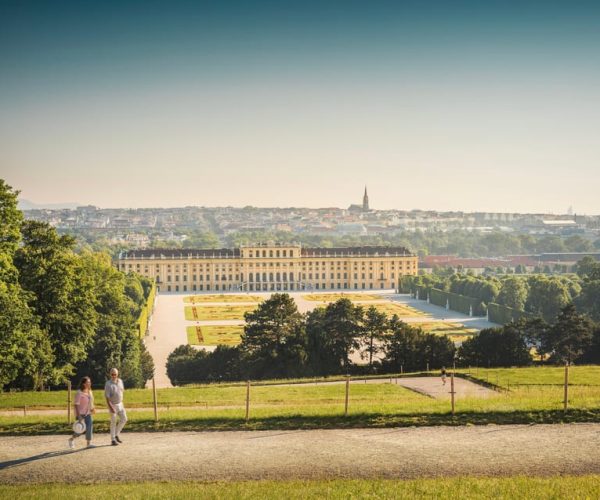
404 271 586 321
0 180 154 390
224 230 600 258
459 304 600 367
166 294 455 384
64 225 600 261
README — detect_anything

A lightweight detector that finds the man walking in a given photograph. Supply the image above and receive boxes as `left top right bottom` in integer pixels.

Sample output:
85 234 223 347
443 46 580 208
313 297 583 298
105 368 127 446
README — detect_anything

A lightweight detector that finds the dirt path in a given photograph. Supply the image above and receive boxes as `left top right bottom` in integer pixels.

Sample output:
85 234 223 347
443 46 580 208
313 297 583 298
1 424 600 483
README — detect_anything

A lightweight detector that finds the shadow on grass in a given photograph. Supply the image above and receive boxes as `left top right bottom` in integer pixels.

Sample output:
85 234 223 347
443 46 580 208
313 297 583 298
2 409 600 436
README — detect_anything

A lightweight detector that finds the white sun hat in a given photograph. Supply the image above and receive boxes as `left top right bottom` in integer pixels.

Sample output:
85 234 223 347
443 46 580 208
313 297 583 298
72 419 86 434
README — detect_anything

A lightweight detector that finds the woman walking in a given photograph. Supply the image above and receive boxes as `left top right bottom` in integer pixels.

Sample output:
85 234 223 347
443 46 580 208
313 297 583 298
68 376 96 449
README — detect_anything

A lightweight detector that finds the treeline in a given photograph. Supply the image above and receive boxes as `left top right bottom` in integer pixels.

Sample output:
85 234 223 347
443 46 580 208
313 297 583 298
402 267 600 323
166 294 455 385
0 180 154 390
459 304 600 367
64 226 599 260
225 229 599 258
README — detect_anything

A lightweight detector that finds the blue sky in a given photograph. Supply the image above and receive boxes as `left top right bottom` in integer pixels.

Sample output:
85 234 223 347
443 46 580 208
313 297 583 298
1 0 599 212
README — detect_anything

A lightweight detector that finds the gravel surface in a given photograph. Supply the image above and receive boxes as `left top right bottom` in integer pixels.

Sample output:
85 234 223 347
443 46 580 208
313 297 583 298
1 424 600 484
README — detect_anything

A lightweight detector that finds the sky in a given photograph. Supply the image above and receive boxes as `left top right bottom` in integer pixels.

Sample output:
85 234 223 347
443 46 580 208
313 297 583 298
1 0 599 213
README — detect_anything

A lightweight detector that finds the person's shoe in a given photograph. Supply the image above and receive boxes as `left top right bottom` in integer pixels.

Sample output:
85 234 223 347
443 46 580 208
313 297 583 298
115 435 123 444
68 438 75 450
86 443 96 448
111 440 119 446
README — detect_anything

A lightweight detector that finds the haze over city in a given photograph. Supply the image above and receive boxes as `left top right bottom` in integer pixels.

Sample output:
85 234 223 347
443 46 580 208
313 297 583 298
1 0 599 213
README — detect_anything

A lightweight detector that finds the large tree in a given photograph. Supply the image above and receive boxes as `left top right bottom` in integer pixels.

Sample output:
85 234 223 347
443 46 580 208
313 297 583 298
0 281 54 389
240 293 308 379
305 298 364 374
497 277 529 311
15 221 97 382
362 306 388 368
541 304 594 364
458 325 532 367
526 275 573 321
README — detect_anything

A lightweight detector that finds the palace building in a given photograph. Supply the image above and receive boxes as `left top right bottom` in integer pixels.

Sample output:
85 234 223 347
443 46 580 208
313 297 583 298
117 243 418 293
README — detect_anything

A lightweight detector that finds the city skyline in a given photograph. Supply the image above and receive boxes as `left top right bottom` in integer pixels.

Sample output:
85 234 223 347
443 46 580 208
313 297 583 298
2 1 600 213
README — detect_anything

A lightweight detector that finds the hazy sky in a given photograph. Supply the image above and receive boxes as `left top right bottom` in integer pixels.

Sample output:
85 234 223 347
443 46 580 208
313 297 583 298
1 0 599 213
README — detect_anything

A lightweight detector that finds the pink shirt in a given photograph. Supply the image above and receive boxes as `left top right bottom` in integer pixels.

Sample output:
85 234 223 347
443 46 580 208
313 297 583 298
74 390 93 416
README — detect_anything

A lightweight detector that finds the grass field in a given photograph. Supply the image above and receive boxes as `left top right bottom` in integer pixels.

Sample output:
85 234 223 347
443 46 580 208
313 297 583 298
303 293 382 302
2 476 600 499
3 367 600 434
186 325 244 346
184 294 263 303
414 321 478 343
367 302 428 317
459 365 600 388
184 305 257 321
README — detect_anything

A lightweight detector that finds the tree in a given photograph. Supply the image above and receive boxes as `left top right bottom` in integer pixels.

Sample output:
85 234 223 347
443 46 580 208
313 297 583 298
381 321 455 372
0 281 54 389
526 275 572 321
541 304 594 364
458 325 532 367
576 280 600 321
240 293 308 379
166 344 204 386
565 235 593 252
0 180 23 261
381 321 423 372
576 256 600 280
497 277 529 311
305 298 364 374
362 306 388 368
165 344 241 385
140 341 155 382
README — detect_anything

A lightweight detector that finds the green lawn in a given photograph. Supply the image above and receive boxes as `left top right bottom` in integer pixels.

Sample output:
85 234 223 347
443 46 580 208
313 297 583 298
3 369 600 435
187 325 244 346
2 476 600 499
184 305 257 321
184 294 263 303
368 302 428 317
303 293 382 302
458 365 600 388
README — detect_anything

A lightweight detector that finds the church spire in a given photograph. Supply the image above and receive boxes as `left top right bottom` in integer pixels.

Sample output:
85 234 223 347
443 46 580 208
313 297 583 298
362 186 369 211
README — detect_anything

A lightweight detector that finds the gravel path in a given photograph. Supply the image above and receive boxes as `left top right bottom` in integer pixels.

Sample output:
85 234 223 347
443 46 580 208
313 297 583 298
1 424 600 483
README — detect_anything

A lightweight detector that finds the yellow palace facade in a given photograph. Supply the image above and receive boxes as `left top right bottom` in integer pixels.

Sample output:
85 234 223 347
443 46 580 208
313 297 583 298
117 244 418 293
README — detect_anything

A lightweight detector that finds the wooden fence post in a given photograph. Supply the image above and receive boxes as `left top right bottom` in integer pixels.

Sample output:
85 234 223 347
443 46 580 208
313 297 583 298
245 380 251 422
344 376 350 417
450 372 455 416
563 362 569 412
152 377 158 422
67 380 72 424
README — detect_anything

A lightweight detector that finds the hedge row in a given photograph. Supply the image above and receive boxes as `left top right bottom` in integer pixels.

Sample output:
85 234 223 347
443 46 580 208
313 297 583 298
487 302 537 325
137 281 157 337
428 288 486 316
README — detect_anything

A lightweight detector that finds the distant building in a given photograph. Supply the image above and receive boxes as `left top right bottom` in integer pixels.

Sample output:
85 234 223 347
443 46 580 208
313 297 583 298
117 243 418 293
348 186 370 212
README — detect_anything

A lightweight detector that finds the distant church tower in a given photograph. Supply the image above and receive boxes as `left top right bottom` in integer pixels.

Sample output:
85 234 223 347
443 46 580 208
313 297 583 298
362 186 369 211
